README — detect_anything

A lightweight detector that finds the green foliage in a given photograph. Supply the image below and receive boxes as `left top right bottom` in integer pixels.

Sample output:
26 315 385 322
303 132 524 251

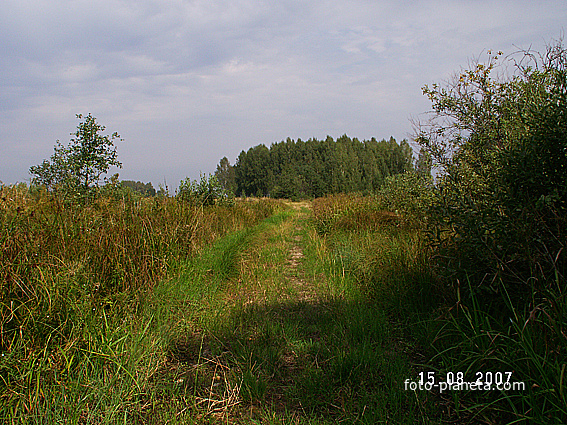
29 114 122 198
233 135 414 198
309 172 435 234
235 144 273 197
177 173 233 206
120 180 156 197
28 141 71 190
214 156 236 195
312 194 438 313
414 40 567 424
416 43 566 297
414 148 433 180
305 198 439 422
374 172 436 226
271 168 308 201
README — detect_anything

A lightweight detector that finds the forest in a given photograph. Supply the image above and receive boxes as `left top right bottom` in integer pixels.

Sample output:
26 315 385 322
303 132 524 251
215 135 427 199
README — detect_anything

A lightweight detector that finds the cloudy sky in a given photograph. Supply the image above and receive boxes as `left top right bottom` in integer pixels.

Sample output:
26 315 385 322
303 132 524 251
1 0 566 190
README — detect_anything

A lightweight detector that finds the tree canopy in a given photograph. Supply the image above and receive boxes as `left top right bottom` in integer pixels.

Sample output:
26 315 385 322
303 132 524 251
415 41 567 294
218 135 415 199
30 114 122 195
121 180 156 197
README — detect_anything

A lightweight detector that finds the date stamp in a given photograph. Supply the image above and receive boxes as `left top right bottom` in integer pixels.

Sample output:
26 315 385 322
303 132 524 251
404 372 525 393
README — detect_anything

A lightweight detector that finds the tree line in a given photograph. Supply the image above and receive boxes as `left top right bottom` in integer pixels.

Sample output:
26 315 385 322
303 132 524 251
27 113 431 203
216 135 428 199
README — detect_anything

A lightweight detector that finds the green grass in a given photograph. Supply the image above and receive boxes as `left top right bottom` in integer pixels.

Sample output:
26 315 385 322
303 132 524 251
311 193 567 424
4 187 561 423
0 185 282 424
147 203 440 424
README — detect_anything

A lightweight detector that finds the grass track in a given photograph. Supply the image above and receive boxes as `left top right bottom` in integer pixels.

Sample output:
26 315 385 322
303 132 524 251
150 202 439 424
0 200 440 424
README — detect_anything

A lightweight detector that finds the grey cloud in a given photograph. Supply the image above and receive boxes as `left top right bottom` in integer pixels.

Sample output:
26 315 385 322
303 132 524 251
1 0 566 187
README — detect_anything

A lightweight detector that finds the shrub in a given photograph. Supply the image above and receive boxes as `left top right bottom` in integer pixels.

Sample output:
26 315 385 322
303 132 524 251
416 41 567 424
416 42 566 300
178 174 234 207
374 172 435 227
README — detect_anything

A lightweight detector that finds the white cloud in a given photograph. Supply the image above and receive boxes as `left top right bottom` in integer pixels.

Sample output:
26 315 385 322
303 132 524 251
61 63 99 83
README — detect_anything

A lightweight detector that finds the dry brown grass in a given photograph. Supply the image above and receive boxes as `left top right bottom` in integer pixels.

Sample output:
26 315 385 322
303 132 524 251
312 194 400 233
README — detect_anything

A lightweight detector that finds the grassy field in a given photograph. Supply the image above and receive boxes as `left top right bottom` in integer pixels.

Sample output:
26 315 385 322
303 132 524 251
0 186 282 423
1 188 564 423
109 201 440 423
309 193 566 425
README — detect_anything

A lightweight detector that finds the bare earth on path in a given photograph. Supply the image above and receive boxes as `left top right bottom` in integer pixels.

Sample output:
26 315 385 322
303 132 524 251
163 201 422 424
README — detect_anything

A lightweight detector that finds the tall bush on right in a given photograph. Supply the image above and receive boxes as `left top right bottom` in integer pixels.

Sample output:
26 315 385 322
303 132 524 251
416 43 566 300
416 41 567 423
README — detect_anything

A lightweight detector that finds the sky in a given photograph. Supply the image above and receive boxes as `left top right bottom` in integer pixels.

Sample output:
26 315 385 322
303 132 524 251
1 0 566 191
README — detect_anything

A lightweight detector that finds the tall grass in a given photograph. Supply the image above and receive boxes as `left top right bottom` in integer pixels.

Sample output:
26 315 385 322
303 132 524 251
430 278 567 424
0 183 281 423
311 193 401 234
312 191 566 424
308 195 443 423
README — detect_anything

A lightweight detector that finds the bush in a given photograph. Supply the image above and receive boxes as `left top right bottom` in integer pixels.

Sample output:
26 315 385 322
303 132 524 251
416 41 567 424
374 172 435 227
416 42 566 299
178 174 234 207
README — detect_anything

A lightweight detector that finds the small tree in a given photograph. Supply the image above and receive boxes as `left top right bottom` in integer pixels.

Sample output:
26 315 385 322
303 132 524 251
415 41 567 296
178 174 233 206
30 114 122 194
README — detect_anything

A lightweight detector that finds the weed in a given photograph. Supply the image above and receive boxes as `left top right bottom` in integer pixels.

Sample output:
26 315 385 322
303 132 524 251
0 184 281 423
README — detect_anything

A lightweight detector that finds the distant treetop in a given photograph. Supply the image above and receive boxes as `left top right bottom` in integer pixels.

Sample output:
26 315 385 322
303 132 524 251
216 135 417 199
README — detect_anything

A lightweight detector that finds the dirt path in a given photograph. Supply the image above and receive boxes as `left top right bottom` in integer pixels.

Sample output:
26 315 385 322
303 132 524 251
164 202 418 423
284 203 319 303
177 203 336 419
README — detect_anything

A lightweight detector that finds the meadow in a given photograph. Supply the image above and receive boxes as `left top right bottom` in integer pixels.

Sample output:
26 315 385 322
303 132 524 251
0 184 280 423
310 191 566 424
1 182 564 424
